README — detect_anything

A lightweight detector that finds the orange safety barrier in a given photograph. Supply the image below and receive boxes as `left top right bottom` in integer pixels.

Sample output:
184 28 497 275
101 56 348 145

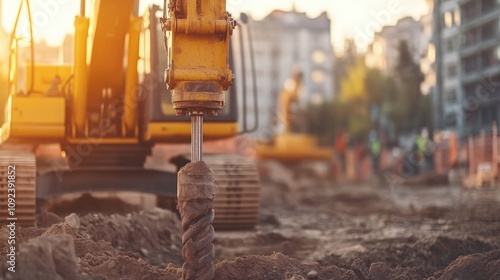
465 123 500 186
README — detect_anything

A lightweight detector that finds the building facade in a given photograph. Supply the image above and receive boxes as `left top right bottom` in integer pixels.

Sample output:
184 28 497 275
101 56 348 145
434 0 500 138
459 0 500 136
420 1 437 99
366 17 425 74
244 10 334 133
433 0 463 136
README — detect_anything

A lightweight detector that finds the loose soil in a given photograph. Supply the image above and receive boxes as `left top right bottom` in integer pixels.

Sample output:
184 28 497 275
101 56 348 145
1 163 499 280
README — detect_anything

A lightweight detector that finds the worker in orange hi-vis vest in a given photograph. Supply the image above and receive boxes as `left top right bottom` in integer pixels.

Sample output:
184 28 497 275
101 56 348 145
449 133 458 168
335 130 348 177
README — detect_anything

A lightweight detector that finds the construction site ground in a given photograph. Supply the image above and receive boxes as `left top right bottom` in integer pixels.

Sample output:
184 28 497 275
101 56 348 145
1 162 499 280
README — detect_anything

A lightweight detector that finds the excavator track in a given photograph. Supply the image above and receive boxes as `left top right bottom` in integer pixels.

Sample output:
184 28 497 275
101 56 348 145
0 151 37 226
203 154 261 230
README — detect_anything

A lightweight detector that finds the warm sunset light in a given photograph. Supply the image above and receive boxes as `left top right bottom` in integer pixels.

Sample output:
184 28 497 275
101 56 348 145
1 1 497 279
1 0 429 51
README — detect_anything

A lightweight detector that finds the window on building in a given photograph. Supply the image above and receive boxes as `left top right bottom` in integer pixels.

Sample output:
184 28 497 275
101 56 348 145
476 77 498 97
447 64 458 77
482 49 496 68
444 11 453 28
482 20 496 40
428 44 436 62
446 38 454 51
463 55 478 73
373 41 383 55
311 93 324 105
482 0 496 13
462 1 478 21
482 106 495 126
464 84 477 98
448 35 461 51
464 28 480 46
454 8 461 25
445 89 457 102
496 46 500 62
311 50 326 64
311 70 326 84
444 112 458 128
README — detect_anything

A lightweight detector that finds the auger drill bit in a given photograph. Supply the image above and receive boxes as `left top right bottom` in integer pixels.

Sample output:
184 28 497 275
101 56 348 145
161 0 235 278
177 113 216 280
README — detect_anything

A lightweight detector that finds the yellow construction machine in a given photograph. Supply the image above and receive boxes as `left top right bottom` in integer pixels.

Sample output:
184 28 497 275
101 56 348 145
0 0 260 231
255 70 332 161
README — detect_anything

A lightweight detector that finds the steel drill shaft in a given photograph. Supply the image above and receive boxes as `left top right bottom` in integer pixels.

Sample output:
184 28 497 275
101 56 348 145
191 115 203 163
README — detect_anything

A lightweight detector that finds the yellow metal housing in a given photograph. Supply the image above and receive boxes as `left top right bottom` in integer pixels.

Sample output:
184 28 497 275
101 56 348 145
65 137 138 145
73 15 90 135
25 65 72 92
1 95 65 143
164 0 234 114
255 133 332 161
146 122 237 143
123 16 143 136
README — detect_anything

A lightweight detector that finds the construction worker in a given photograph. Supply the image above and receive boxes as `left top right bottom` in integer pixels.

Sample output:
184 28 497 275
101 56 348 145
369 130 382 175
417 128 433 173
335 129 348 177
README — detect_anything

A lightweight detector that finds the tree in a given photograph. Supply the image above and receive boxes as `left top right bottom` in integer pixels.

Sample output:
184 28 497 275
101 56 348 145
365 68 385 108
340 57 367 104
338 57 371 141
334 38 359 97
394 40 425 134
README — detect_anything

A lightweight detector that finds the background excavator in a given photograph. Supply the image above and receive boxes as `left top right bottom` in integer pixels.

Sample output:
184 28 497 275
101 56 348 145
256 69 332 161
255 69 332 180
0 0 260 231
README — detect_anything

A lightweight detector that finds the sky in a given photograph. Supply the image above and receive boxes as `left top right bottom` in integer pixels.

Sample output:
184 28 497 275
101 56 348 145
1 0 429 53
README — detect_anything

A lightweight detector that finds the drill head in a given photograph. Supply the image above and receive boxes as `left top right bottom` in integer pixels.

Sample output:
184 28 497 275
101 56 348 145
177 161 216 280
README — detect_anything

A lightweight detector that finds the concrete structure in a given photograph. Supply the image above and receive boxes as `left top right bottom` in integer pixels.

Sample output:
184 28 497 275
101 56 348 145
433 0 464 137
244 10 334 133
434 0 500 138
365 17 425 74
420 0 436 98
459 0 500 136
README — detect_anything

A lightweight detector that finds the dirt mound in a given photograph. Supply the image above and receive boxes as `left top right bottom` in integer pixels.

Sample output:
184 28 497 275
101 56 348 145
352 258 426 280
83 255 182 280
215 253 357 280
0 234 80 280
3 234 498 280
214 231 319 262
1 209 499 280
430 249 500 280
46 208 183 267
214 251 499 280
2 174 499 280
319 235 497 276
1 209 183 279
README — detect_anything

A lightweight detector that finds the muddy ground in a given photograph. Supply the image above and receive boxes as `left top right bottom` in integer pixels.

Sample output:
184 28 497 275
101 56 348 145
0 165 499 279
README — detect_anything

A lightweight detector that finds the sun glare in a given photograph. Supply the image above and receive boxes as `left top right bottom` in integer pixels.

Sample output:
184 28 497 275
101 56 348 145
1 0 428 50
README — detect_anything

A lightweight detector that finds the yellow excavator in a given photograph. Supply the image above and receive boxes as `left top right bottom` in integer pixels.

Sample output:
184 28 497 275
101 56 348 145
0 0 260 233
255 69 332 161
